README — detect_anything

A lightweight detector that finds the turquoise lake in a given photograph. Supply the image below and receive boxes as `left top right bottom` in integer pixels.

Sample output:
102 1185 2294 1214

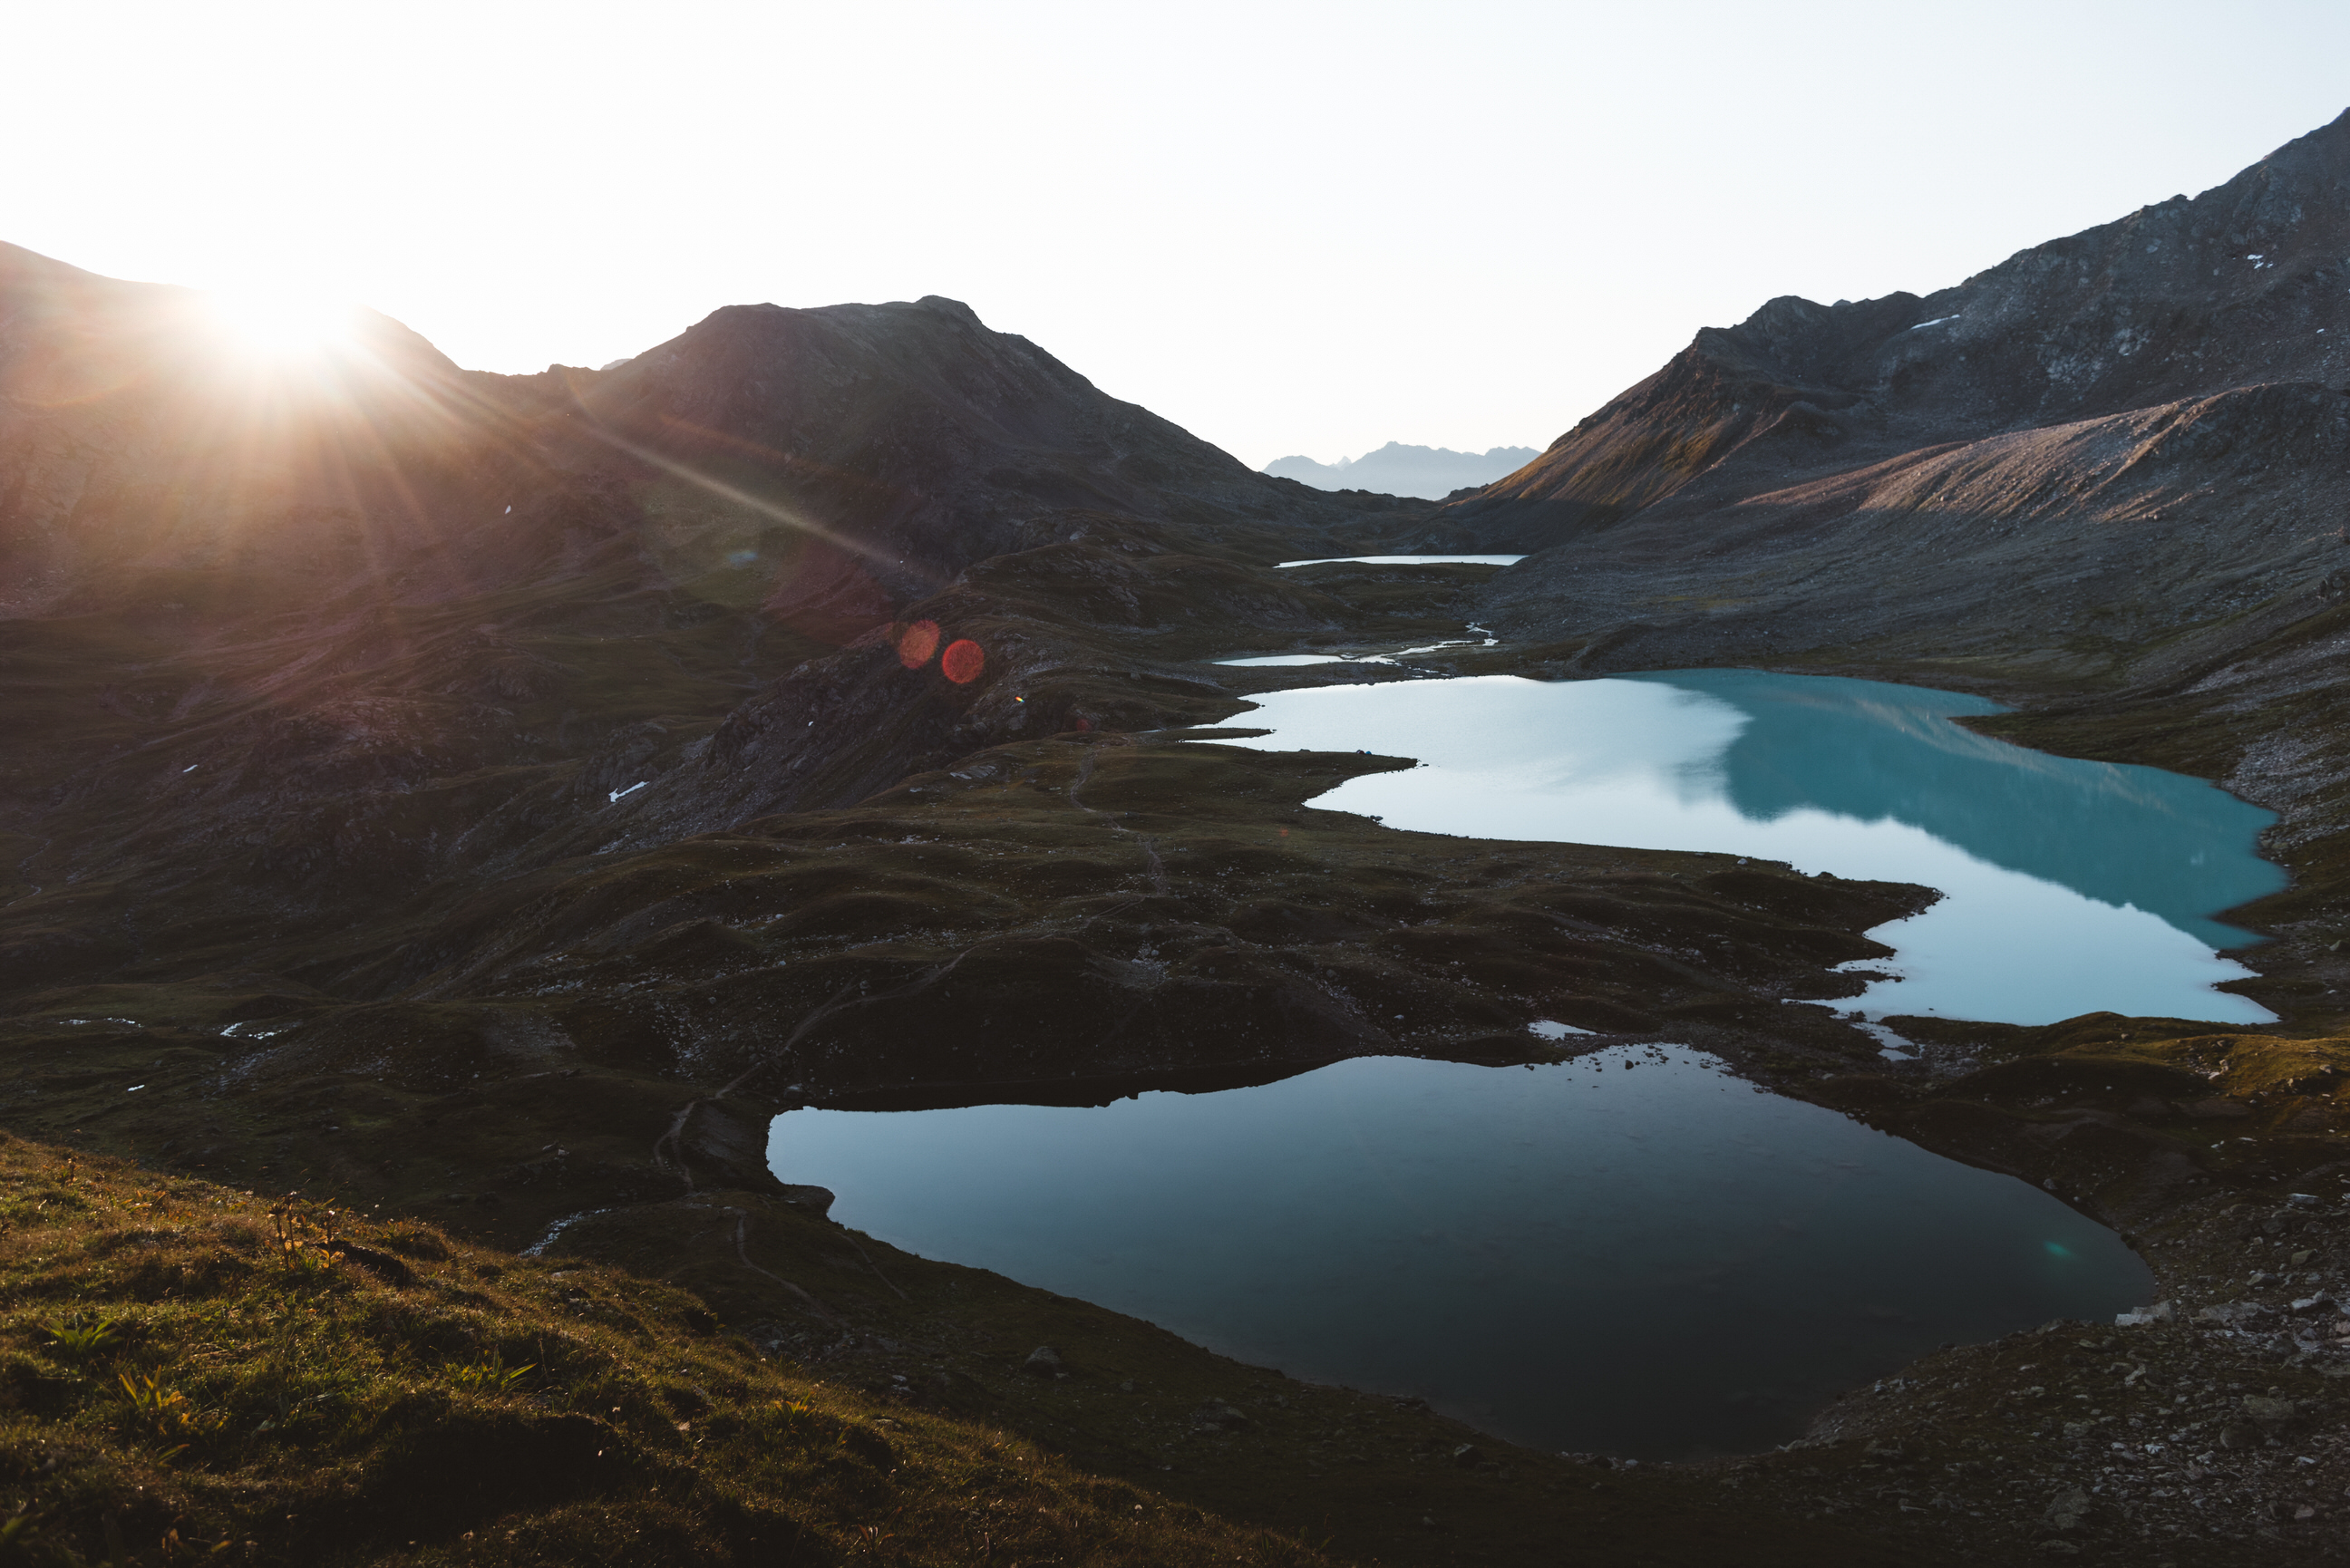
1216 668 2285 1026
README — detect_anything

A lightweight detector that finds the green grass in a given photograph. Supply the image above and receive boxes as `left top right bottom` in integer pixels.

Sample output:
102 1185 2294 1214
0 1133 1335 1567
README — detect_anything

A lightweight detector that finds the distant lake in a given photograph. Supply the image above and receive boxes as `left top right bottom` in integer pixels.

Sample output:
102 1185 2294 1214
1214 669 2283 1026
771 1048 2153 1458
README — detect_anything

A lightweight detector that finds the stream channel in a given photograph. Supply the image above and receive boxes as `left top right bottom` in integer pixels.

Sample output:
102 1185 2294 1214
770 664 2280 1457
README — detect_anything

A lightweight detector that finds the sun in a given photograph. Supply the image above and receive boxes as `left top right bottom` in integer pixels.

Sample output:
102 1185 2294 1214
200 286 360 360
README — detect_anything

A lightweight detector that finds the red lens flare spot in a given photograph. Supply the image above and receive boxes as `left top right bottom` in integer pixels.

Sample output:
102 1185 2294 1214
898 620 942 669
940 639 986 684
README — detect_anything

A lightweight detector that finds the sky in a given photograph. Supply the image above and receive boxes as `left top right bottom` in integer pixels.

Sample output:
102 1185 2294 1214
7 2 2349 471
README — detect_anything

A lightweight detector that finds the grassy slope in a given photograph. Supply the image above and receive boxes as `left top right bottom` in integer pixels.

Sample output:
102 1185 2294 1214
0 1133 1335 1567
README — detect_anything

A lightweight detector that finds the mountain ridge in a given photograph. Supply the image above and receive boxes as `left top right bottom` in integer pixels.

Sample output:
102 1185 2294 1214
1263 440 1539 499
1371 107 2350 717
1440 107 2350 554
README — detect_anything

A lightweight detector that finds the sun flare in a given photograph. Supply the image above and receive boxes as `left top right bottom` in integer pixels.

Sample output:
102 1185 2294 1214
201 286 360 360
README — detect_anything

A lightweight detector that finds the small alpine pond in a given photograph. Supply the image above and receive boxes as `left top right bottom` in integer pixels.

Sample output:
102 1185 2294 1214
768 1047 2153 1458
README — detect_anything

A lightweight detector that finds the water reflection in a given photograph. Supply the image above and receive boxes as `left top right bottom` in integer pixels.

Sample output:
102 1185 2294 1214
1686 671 2272 943
1213 670 2282 1024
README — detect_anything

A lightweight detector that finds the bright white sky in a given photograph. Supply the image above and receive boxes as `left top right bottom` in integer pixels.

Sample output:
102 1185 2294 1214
7 2 2347 470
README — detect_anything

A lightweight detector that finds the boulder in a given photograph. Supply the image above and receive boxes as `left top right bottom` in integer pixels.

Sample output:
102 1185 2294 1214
2044 1486 2093 1531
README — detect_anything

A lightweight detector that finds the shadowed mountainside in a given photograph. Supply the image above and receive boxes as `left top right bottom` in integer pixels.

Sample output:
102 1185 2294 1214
0 242 1375 623
0 245 1425 988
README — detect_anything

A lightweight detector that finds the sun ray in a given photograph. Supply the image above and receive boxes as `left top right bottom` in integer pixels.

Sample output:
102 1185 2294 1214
199 285 359 361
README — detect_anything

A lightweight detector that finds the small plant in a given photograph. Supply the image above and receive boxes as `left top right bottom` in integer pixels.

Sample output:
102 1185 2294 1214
763 1398 827 1443
116 1370 218 1453
265 1192 338 1273
266 1195 306 1266
848 1518 899 1560
38 1313 121 1362
449 1353 535 1395
1 1500 44 1554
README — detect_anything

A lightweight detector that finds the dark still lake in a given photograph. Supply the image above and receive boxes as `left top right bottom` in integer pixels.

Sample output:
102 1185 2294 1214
769 1047 2153 1458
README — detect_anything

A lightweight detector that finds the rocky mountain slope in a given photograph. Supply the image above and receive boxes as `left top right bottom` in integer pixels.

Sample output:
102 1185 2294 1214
1444 109 2350 554
1424 111 2350 688
0 243 1352 616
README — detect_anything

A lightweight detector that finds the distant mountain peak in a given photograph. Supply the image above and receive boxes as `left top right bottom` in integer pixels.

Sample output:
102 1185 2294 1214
1263 441 1539 500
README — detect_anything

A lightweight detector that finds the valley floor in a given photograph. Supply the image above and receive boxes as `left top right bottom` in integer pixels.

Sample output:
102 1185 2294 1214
11 557 2350 1564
